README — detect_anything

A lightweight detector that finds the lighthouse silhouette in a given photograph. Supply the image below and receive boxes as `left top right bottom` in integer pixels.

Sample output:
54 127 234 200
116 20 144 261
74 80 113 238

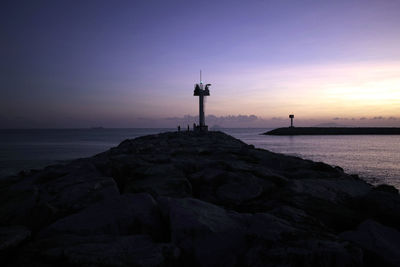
194 71 210 132
289 114 294 127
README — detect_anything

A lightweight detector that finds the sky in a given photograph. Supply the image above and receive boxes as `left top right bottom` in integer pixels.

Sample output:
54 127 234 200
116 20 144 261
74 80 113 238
1 0 400 128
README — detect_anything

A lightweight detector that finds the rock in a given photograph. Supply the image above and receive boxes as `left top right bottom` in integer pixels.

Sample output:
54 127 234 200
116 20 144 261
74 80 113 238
0 226 31 264
0 226 30 251
287 194 365 233
124 164 192 197
244 239 363 267
28 234 178 267
288 178 371 203
251 166 289 186
270 205 322 230
159 197 247 266
241 212 363 266
41 175 120 212
40 193 165 241
340 220 400 266
189 169 276 212
188 168 227 184
0 180 38 226
353 189 400 231
216 174 267 204
334 166 344 172
242 212 297 242
311 161 341 173
63 235 177 267
373 184 399 194
128 175 192 198
0 161 120 231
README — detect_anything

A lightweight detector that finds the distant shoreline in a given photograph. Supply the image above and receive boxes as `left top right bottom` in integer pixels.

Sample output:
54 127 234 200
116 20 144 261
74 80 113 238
264 127 400 135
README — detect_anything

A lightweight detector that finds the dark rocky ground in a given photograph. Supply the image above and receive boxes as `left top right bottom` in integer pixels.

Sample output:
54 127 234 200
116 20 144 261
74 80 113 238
1 131 400 267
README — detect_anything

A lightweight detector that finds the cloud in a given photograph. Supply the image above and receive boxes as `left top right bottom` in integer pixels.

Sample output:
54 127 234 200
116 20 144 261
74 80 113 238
326 116 400 127
372 116 384 120
129 115 339 128
163 114 263 128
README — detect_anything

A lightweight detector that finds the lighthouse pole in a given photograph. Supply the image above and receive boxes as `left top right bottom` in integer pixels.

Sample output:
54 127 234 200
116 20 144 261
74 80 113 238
199 91 205 127
193 71 211 132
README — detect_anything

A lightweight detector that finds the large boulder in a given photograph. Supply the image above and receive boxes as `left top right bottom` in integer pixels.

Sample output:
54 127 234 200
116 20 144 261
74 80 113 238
353 189 400 230
0 179 38 227
159 197 247 266
0 226 31 262
340 220 400 266
241 212 362 266
244 239 363 267
215 173 271 204
63 235 177 267
0 161 120 231
124 164 192 197
288 178 371 203
40 193 165 241
34 161 120 212
25 234 178 267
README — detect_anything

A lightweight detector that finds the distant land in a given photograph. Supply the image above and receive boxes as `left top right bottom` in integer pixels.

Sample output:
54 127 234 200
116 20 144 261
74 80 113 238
265 127 400 135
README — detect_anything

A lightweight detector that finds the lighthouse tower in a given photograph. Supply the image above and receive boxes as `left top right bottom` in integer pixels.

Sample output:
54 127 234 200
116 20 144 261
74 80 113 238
289 114 294 127
194 71 211 132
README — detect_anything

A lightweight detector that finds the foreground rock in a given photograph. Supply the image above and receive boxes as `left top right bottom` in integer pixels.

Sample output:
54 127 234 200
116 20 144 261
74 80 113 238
1 131 399 266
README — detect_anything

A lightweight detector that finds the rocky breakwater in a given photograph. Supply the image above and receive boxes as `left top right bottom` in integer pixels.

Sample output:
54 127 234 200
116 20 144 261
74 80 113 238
1 131 400 266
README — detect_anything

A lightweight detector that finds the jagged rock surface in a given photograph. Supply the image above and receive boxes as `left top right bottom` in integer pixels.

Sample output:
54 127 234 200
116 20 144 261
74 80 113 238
1 131 399 266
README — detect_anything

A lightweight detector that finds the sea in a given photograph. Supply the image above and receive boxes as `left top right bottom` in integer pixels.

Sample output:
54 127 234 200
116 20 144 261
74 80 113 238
1 128 399 189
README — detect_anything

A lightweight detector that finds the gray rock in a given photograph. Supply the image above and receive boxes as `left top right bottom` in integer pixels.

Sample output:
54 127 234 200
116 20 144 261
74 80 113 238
340 220 400 266
245 239 363 267
64 235 176 267
251 166 289 186
159 197 247 266
270 205 322 229
40 193 164 240
216 175 267 203
288 178 371 203
188 168 227 184
373 184 399 194
42 175 120 212
356 190 400 230
0 162 120 230
0 225 31 251
242 212 297 242
0 182 38 226
32 234 178 267
125 164 192 197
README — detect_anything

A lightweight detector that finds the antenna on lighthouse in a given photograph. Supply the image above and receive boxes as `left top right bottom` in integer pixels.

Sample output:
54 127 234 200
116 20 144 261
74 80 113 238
200 70 202 84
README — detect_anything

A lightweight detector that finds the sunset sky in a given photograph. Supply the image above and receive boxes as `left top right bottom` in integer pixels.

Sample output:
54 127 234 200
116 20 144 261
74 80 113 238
1 0 400 128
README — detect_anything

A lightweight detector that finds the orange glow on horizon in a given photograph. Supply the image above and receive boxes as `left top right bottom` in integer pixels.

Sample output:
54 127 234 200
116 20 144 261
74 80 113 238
203 61 400 119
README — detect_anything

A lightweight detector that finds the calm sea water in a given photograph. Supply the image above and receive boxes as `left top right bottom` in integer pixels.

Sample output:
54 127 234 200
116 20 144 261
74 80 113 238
1 128 399 189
